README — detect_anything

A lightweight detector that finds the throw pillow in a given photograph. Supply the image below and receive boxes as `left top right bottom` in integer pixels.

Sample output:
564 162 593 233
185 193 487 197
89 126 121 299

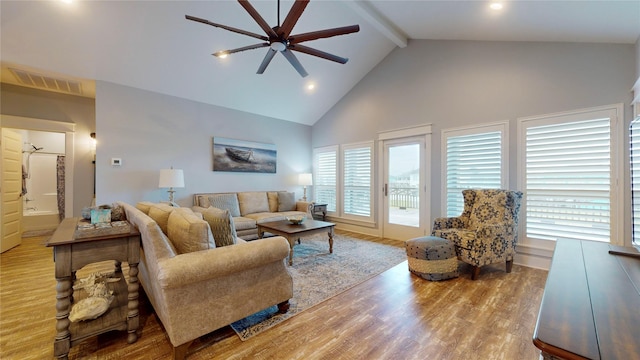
208 193 241 217
468 190 507 230
277 191 296 212
135 201 156 215
237 192 269 215
202 207 238 247
148 203 176 235
167 208 215 254
267 192 279 212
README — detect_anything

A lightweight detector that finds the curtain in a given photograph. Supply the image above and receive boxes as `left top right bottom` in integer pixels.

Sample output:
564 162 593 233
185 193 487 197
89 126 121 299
56 155 65 221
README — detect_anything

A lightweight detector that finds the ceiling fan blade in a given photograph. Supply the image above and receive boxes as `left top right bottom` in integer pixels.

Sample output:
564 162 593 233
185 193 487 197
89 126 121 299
185 15 268 41
280 49 308 77
213 43 269 57
289 44 348 64
257 48 278 74
238 0 279 39
278 0 309 39
289 25 360 44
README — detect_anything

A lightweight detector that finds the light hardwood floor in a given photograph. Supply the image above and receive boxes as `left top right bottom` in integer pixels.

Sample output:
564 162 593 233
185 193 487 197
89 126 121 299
1 232 548 360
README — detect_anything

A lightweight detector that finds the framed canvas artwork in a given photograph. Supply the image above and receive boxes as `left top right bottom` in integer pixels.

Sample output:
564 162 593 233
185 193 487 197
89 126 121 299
212 137 277 173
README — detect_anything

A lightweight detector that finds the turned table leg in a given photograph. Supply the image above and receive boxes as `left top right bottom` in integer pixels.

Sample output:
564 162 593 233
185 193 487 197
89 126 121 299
328 228 334 254
53 276 72 359
287 236 295 266
127 262 139 343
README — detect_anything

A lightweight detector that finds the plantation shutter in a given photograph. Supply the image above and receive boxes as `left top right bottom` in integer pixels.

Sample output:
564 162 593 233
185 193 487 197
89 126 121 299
445 130 503 217
525 117 611 242
630 118 640 245
314 147 337 212
343 144 372 217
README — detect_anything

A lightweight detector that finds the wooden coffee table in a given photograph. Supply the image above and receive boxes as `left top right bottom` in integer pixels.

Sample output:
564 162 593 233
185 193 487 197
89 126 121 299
257 219 335 266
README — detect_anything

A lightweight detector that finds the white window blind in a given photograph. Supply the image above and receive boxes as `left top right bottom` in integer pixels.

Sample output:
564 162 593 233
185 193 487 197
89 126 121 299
343 145 372 217
313 147 337 212
525 117 611 242
443 126 505 217
630 118 640 245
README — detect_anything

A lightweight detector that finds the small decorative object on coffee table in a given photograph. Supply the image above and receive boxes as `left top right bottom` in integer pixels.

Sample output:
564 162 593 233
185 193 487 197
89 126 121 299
257 219 335 265
286 215 306 225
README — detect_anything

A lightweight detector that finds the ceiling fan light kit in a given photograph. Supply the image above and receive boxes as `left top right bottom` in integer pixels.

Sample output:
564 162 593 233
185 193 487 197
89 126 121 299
186 0 360 78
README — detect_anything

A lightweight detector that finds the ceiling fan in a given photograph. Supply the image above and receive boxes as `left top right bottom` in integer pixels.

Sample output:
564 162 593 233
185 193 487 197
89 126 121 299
186 0 360 77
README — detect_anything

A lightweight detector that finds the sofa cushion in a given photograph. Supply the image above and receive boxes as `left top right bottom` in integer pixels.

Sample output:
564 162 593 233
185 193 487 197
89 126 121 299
237 192 269 215
148 203 177 234
267 192 279 212
245 212 286 224
233 216 257 231
167 208 215 254
202 207 238 247
208 193 241 217
277 191 296 212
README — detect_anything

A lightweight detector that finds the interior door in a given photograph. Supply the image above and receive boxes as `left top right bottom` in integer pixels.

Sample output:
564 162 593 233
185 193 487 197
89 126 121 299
1 128 23 252
382 137 426 240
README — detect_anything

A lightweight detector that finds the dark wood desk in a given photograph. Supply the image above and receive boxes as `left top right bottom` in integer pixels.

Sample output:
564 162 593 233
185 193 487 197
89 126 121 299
533 239 640 359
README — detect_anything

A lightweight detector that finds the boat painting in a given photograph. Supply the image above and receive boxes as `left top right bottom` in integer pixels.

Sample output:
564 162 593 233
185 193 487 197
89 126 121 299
213 137 276 173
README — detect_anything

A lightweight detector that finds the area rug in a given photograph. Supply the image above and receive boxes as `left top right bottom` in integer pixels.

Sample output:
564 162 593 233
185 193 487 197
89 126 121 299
230 233 406 340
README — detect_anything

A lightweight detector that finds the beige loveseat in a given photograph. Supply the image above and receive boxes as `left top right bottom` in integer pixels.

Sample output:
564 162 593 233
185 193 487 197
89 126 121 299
117 201 293 360
193 191 313 240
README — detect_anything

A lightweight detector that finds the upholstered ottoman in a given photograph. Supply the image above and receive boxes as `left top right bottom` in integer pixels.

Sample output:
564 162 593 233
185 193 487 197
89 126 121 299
406 236 459 281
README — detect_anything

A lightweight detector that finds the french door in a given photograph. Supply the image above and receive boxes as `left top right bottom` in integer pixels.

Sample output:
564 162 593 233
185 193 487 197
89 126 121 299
382 137 427 240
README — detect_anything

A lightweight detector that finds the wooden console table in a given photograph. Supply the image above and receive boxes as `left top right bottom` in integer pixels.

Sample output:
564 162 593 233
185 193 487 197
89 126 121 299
46 218 141 359
533 239 640 359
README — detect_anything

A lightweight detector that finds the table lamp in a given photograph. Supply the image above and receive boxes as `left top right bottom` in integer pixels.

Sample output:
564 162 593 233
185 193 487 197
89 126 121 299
159 167 184 203
298 173 313 202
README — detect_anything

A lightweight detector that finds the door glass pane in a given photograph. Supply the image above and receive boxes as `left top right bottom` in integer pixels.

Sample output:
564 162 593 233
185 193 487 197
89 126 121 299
388 144 420 227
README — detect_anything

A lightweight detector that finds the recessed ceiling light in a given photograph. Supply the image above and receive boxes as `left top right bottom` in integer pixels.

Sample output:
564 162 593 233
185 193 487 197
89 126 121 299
61 0 73 4
305 82 316 93
490 2 503 10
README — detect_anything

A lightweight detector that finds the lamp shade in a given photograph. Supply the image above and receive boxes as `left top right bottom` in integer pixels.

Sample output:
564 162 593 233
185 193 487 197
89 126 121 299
159 169 184 188
298 173 313 186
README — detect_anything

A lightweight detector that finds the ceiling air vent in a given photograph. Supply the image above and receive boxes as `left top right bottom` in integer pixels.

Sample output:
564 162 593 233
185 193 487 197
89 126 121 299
9 68 83 96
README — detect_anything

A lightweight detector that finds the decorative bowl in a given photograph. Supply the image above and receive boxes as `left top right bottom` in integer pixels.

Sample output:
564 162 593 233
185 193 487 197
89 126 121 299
286 215 306 225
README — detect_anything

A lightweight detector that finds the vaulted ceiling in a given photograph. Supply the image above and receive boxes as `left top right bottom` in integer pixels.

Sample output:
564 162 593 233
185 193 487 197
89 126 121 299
2 1 639 125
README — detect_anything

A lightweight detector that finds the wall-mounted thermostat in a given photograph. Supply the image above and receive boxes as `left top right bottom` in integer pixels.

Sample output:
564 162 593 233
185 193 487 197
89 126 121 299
111 158 122 166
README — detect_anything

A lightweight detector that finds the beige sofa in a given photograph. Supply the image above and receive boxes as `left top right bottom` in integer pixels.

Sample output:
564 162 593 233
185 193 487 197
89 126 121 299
193 191 313 240
118 201 293 360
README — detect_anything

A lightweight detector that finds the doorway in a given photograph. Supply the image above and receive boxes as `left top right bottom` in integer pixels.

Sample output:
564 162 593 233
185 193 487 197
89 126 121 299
380 136 430 240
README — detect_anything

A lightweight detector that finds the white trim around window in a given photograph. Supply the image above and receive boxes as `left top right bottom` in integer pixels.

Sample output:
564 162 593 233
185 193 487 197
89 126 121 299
517 104 624 253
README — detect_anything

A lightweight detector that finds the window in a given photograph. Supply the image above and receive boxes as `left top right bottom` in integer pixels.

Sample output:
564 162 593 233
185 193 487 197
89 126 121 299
342 143 373 218
630 118 640 245
518 106 622 244
313 142 374 221
441 123 507 217
313 146 337 212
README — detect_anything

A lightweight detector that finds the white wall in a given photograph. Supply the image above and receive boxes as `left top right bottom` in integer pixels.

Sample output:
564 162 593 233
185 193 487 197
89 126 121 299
636 36 640 78
313 40 636 266
95 82 312 207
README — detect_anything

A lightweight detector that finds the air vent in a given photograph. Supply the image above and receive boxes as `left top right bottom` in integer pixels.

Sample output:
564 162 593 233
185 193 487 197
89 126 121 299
9 68 83 96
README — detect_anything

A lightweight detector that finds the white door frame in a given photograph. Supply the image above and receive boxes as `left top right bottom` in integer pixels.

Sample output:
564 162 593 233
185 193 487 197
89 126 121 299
377 125 432 240
1 115 75 218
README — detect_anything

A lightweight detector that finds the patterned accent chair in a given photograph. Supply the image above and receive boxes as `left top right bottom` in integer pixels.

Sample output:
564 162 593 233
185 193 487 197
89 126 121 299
432 189 523 280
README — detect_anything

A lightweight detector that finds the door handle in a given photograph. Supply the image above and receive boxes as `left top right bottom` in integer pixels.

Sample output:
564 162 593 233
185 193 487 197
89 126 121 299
384 184 388 196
